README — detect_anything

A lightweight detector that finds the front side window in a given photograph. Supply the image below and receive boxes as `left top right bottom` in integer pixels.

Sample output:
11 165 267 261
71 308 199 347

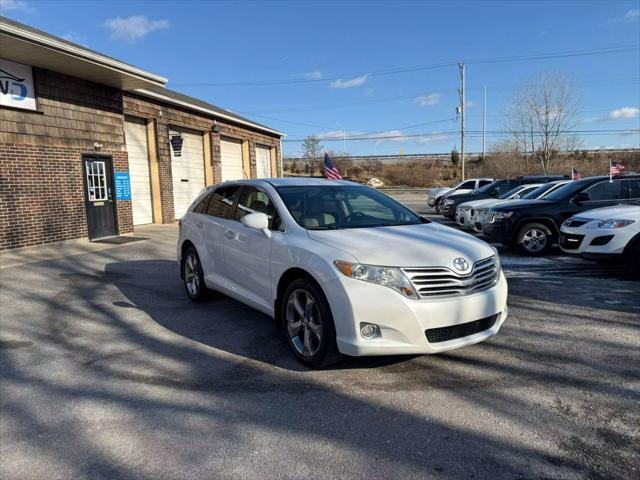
492 181 518 196
583 181 623 201
276 185 423 230
479 180 493 187
235 186 282 231
207 186 240 218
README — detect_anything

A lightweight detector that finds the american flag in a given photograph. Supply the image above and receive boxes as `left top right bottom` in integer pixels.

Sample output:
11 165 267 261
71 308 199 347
571 167 581 180
323 153 342 180
610 160 625 176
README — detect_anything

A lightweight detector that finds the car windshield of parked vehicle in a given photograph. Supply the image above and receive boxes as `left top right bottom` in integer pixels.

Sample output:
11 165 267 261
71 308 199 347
542 179 590 201
276 185 424 230
521 183 556 199
497 186 525 200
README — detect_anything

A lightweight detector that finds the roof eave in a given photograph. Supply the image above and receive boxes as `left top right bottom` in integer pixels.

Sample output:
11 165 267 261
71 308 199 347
133 88 286 137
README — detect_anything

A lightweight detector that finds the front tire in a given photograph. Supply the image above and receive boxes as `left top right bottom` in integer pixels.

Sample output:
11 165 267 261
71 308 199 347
183 246 209 302
516 222 553 256
281 278 341 368
629 241 640 277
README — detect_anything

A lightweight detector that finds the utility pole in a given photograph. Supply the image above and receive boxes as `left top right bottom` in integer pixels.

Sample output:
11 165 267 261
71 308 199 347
482 84 487 159
458 63 465 180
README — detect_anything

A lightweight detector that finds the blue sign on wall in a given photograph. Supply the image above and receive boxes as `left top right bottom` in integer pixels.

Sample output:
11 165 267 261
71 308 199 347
114 172 131 200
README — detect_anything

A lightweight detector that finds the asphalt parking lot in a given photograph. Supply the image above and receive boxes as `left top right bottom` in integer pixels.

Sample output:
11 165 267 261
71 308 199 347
1 193 639 480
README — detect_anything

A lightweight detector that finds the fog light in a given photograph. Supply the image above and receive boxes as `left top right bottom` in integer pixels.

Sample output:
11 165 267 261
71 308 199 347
360 322 380 339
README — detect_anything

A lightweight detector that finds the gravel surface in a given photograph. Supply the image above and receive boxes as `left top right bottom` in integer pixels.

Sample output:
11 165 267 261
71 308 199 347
1 194 638 480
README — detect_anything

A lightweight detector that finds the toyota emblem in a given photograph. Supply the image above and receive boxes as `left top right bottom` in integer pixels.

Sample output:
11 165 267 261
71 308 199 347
453 257 470 272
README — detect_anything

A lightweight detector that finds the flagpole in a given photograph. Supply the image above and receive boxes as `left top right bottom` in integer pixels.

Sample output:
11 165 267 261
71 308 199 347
609 158 612 183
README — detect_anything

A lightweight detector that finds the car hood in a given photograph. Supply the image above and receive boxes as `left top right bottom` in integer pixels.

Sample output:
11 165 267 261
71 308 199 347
307 222 495 268
572 204 640 221
490 199 550 211
459 198 503 209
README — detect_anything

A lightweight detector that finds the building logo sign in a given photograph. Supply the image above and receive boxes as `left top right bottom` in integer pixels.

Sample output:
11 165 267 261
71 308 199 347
169 131 183 157
0 58 36 111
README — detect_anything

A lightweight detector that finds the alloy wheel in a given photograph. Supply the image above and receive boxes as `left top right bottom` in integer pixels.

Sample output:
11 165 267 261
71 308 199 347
522 228 547 253
286 289 322 357
184 253 201 296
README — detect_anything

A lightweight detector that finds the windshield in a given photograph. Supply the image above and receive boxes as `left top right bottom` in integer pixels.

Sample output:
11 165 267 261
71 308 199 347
542 180 589 201
276 185 424 230
522 183 556 199
497 186 525 199
475 181 499 194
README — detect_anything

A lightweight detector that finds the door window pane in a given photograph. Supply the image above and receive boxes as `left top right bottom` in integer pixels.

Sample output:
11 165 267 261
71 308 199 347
86 160 108 201
458 181 476 189
235 187 281 230
584 181 623 201
207 186 240 218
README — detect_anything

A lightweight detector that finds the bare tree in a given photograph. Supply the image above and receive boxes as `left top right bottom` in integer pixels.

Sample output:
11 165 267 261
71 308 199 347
504 73 582 174
301 135 324 160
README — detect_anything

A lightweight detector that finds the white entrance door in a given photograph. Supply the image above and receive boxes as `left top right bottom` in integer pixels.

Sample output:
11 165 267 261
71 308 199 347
255 145 272 178
124 118 153 225
170 128 205 219
220 137 244 181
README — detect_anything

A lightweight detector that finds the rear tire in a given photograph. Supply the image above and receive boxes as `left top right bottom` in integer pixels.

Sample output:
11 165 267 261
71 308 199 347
183 246 209 302
281 277 341 368
516 222 553 256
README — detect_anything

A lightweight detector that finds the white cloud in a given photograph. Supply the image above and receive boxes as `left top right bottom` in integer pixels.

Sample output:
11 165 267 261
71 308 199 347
415 93 442 107
0 0 33 13
624 9 640 21
466 100 476 108
304 70 323 80
609 107 639 120
605 8 639 24
417 132 453 145
330 75 368 88
103 15 169 42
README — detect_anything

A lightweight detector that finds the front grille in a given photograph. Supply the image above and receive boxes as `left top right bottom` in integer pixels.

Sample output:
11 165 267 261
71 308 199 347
565 218 589 228
559 233 584 250
425 314 499 343
402 256 498 298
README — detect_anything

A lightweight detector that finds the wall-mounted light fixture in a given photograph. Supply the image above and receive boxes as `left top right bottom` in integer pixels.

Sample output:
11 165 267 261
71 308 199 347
211 121 222 134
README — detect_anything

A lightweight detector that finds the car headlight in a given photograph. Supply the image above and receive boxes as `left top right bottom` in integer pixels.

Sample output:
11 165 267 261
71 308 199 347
490 211 514 222
334 261 418 299
490 247 502 274
461 206 471 212
444 199 455 205
586 219 635 229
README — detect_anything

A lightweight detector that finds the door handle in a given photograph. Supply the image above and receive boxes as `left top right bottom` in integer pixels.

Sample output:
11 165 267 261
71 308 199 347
224 229 236 239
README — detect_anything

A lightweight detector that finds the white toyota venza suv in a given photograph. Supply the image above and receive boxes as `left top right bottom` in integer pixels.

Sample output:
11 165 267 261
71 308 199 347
178 178 509 367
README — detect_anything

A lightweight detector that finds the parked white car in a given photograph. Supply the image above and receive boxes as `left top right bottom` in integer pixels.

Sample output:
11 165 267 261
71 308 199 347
559 204 640 272
178 178 508 367
456 184 543 230
367 177 384 188
426 178 493 210
465 180 571 233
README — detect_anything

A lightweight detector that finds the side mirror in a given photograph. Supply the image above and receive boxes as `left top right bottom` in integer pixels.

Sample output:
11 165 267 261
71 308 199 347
572 192 590 204
241 212 271 237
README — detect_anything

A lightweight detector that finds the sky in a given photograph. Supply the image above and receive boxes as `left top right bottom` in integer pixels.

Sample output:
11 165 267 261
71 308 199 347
1 0 639 156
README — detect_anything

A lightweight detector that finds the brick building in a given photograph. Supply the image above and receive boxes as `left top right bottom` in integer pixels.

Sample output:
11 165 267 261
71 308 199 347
0 17 284 250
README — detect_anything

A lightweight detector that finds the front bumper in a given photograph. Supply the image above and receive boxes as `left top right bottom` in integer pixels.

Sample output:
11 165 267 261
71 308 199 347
559 226 626 255
482 221 514 245
456 208 474 229
441 203 457 217
322 272 509 356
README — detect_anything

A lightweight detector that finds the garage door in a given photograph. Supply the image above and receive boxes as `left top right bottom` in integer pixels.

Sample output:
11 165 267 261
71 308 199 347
124 117 153 225
255 145 272 178
170 127 205 219
220 137 244 181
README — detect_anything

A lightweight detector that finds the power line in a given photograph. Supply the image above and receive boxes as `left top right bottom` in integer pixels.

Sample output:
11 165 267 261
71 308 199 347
283 129 640 143
169 44 640 87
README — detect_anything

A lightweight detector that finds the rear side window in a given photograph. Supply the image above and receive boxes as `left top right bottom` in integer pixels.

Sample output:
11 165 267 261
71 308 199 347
623 179 640 199
235 186 283 231
193 191 214 214
458 181 477 190
479 180 493 187
207 186 240 218
493 181 518 196
583 181 623 201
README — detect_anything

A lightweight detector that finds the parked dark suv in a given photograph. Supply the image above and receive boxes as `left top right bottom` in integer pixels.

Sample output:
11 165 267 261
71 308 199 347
440 175 567 218
482 174 640 255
